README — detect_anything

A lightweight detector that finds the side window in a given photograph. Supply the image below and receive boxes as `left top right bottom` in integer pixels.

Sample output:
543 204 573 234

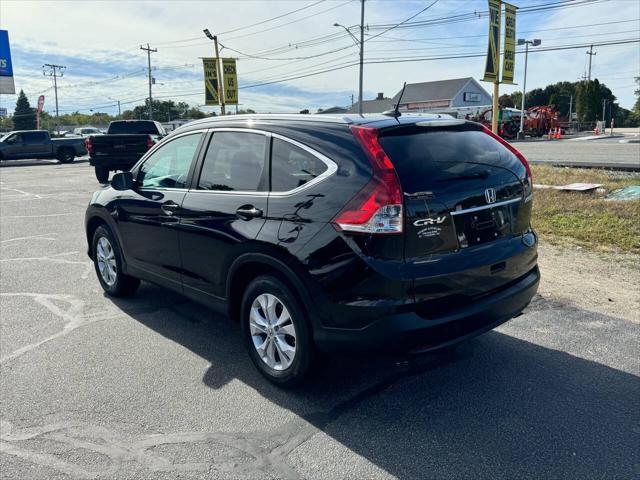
9 133 24 143
24 132 47 143
271 138 328 192
138 133 201 189
197 132 267 191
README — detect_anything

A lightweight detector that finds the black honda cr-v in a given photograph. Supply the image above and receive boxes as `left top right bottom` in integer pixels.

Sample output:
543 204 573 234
85 113 539 386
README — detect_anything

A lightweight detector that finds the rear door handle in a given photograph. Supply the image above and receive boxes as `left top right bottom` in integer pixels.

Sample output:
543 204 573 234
161 201 180 216
236 205 263 220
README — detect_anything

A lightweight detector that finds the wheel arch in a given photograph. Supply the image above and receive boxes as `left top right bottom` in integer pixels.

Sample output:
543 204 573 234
85 208 126 264
226 252 319 327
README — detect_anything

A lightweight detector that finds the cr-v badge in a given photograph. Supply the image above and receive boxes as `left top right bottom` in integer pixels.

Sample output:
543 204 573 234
413 216 446 227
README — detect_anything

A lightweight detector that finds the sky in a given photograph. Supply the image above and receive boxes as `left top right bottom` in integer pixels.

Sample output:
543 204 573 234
0 0 638 118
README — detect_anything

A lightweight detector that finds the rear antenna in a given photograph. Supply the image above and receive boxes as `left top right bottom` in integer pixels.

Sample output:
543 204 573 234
383 81 407 118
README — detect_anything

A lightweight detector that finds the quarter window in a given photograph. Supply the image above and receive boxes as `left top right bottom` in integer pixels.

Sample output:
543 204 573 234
138 133 201 189
270 138 328 192
198 132 268 191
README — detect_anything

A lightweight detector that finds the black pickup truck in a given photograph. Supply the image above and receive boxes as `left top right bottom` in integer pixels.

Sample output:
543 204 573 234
0 130 87 163
86 120 166 182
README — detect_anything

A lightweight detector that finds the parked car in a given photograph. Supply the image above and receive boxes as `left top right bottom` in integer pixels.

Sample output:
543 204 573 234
73 127 104 138
85 114 539 386
86 120 166 183
0 130 87 163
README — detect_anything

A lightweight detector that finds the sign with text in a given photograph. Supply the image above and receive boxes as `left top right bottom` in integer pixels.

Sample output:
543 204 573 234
0 29 15 94
482 0 501 82
222 58 238 105
202 57 220 106
502 3 517 84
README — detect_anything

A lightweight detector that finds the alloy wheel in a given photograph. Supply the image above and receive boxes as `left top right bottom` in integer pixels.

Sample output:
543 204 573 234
249 293 297 371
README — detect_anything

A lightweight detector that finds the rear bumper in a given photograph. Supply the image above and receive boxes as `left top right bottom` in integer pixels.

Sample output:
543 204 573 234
313 266 539 353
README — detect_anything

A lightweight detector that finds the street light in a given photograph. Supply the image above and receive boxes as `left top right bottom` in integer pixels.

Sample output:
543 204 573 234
517 38 541 139
334 1 365 115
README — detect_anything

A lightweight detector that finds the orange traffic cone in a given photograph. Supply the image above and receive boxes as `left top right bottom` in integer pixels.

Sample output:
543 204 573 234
548 129 553 140
556 128 562 139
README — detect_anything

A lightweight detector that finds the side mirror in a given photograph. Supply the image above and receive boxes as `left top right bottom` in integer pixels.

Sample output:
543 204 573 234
111 171 134 190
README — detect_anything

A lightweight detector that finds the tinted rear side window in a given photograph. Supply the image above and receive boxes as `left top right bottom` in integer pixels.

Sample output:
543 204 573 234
271 138 328 192
378 128 516 193
108 121 159 135
24 131 48 142
198 132 268 191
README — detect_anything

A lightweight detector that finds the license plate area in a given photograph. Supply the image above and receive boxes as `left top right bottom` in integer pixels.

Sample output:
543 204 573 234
453 204 514 248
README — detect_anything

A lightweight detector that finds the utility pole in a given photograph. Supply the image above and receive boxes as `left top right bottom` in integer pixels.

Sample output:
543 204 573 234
140 44 157 120
43 63 65 135
117 100 121 117
334 0 365 115
203 29 226 115
586 45 596 81
517 39 541 139
602 98 608 132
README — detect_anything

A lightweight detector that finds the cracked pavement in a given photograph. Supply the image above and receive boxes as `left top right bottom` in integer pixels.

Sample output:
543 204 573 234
1 158 639 479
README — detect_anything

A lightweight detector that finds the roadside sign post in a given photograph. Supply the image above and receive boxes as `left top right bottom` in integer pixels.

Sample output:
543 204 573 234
481 0 502 134
36 95 44 130
213 36 226 116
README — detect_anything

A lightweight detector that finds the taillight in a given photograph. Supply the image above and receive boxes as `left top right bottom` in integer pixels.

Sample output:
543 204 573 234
85 138 93 155
482 126 532 184
331 126 403 234
146 135 155 149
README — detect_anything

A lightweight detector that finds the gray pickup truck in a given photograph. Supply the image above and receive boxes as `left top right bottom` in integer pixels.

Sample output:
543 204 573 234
0 130 87 163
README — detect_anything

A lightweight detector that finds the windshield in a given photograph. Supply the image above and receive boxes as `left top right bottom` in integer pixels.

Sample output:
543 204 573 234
0 133 13 142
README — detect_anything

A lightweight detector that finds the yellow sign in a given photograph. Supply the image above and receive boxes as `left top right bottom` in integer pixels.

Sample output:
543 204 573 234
482 0 502 82
222 58 238 105
502 3 516 84
202 57 219 106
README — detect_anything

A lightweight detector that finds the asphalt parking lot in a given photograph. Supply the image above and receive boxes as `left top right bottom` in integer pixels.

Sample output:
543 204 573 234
1 157 639 479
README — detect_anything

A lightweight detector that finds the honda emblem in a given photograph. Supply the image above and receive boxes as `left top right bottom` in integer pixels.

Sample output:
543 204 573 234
485 188 497 204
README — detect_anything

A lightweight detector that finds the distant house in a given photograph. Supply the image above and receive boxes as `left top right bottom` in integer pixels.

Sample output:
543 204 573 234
348 93 394 114
391 77 492 113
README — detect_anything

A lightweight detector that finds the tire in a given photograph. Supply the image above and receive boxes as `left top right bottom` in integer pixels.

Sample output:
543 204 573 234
95 166 109 183
57 148 75 163
241 275 314 387
92 225 140 297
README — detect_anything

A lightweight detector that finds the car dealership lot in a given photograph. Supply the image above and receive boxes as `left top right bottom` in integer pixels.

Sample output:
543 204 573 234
1 159 638 479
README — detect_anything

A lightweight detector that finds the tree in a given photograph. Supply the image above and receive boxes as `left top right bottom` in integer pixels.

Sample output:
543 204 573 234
13 90 36 130
498 94 514 108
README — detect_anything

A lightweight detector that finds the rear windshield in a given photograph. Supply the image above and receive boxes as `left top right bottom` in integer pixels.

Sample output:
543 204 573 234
378 127 517 193
108 121 160 135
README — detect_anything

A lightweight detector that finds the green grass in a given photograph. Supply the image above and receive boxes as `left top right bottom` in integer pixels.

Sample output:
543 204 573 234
530 165 640 253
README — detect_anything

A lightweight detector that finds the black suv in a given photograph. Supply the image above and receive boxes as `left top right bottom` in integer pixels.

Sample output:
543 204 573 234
85 114 539 386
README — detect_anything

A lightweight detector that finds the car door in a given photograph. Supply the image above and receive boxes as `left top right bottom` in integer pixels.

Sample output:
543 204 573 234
179 129 269 302
2 132 26 158
24 131 51 158
115 131 205 288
